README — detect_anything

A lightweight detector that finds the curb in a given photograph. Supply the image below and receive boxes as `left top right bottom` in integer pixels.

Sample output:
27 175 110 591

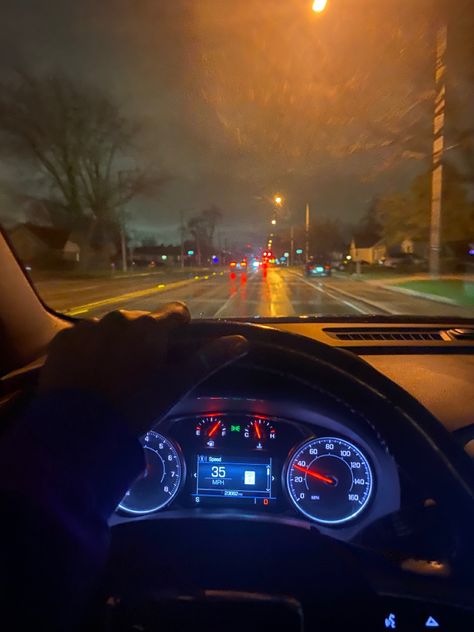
374 283 459 306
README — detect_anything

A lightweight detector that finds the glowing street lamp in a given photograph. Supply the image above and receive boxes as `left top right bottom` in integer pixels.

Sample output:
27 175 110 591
271 218 277 225
312 0 327 13
274 195 283 206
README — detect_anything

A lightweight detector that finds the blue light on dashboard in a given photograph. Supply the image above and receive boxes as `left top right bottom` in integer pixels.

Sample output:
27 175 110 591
194 454 274 503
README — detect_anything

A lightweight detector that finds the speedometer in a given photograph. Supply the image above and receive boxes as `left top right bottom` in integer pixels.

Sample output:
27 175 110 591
286 437 373 524
118 431 184 515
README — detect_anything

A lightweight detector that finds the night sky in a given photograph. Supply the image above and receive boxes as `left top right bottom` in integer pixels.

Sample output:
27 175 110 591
0 0 471 246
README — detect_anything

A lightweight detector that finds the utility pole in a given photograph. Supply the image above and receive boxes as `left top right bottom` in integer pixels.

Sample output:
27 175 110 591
290 225 295 266
305 203 310 262
429 24 447 278
117 171 128 273
120 219 127 273
180 210 185 270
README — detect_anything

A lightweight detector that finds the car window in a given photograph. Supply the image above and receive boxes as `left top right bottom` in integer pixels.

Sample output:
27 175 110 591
0 0 473 320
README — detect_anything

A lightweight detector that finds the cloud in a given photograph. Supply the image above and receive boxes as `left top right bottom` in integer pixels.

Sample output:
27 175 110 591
0 0 444 243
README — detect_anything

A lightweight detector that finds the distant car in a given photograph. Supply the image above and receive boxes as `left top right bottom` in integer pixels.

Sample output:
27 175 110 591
229 260 247 272
304 260 331 277
382 253 426 269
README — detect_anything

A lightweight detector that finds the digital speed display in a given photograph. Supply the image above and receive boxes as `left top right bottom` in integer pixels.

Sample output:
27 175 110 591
194 454 275 506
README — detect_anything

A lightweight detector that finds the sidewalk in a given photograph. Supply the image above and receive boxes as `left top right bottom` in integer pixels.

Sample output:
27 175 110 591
363 274 474 307
323 274 473 318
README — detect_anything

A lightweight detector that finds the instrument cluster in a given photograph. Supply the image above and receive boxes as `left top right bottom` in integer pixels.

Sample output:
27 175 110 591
116 412 397 533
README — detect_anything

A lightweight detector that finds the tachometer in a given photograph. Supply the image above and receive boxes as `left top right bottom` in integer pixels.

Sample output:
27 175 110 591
286 437 373 524
118 431 184 515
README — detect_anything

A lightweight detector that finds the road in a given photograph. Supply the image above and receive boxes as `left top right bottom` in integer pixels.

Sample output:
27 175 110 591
34 268 472 320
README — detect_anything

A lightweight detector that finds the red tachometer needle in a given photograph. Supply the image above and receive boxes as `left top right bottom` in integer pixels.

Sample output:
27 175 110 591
254 422 262 439
294 464 335 485
208 421 221 437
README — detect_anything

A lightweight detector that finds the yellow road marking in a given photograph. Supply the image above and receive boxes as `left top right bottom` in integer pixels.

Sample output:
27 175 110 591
63 277 203 316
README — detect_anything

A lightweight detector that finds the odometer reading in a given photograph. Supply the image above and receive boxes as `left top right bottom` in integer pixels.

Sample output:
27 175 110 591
118 431 183 515
286 437 373 524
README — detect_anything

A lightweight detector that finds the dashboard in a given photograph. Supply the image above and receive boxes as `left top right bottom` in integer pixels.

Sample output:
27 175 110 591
114 406 401 540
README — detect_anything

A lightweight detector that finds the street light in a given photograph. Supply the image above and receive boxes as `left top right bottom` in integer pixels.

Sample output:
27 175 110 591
312 0 327 13
274 195 283 206
271 218 277 225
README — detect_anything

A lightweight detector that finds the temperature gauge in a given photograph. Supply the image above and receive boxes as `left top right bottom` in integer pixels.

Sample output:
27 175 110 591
244 417 276 449
195 416 227 447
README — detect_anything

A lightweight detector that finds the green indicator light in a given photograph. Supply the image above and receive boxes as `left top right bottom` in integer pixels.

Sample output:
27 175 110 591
231 425 240 432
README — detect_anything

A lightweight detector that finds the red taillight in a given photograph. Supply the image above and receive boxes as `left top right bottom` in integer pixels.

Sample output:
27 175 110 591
324 265 330 270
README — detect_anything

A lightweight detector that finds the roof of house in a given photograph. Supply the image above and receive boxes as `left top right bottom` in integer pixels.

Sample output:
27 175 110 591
351 237 385 249
11 222 69 250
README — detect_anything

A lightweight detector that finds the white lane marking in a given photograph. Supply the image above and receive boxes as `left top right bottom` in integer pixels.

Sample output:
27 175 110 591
212 273 257 317
60 284 103 293
213 291 238 317
296 275 370 315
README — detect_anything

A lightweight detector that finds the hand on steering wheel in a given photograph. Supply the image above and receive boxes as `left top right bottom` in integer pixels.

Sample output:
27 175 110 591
39 303 248 436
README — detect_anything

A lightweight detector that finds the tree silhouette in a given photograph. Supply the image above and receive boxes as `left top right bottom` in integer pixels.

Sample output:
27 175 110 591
0 70 167 266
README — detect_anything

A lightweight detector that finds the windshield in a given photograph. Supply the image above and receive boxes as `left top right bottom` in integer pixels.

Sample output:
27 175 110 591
1 0 473 320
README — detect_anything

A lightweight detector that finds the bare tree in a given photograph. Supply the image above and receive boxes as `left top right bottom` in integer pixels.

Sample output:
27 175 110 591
0 70 167 266
187 205 223 265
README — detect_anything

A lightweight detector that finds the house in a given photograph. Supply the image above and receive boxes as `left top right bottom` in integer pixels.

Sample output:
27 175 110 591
399 238 428 258
349 238 386 264
63 239 81 262
8 222 82 267
8 223 70 265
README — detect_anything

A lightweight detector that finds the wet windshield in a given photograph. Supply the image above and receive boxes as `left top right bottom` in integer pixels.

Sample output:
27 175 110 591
1 0 473 320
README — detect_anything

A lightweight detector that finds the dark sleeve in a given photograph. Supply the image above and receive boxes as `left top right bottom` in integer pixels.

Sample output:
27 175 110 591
0 390 145 631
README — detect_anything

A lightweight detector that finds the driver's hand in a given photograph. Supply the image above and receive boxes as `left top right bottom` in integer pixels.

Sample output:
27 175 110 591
39 302 248 436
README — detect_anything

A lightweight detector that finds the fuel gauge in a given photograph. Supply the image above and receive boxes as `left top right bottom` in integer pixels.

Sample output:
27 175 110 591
195 416 227 448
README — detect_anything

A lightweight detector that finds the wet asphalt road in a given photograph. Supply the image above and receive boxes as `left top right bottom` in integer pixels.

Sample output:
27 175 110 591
33 267 472 320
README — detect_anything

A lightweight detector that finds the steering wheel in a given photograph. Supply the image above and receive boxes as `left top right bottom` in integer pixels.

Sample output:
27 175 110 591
100 322 474 631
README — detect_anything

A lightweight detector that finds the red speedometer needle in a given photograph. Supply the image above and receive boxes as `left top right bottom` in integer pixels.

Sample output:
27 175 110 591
254 422 262 439
294 464 335 485
208 421 221 437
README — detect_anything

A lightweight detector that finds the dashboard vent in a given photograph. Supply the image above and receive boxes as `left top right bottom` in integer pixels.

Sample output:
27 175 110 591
445 328 474 341
325 329 443 342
